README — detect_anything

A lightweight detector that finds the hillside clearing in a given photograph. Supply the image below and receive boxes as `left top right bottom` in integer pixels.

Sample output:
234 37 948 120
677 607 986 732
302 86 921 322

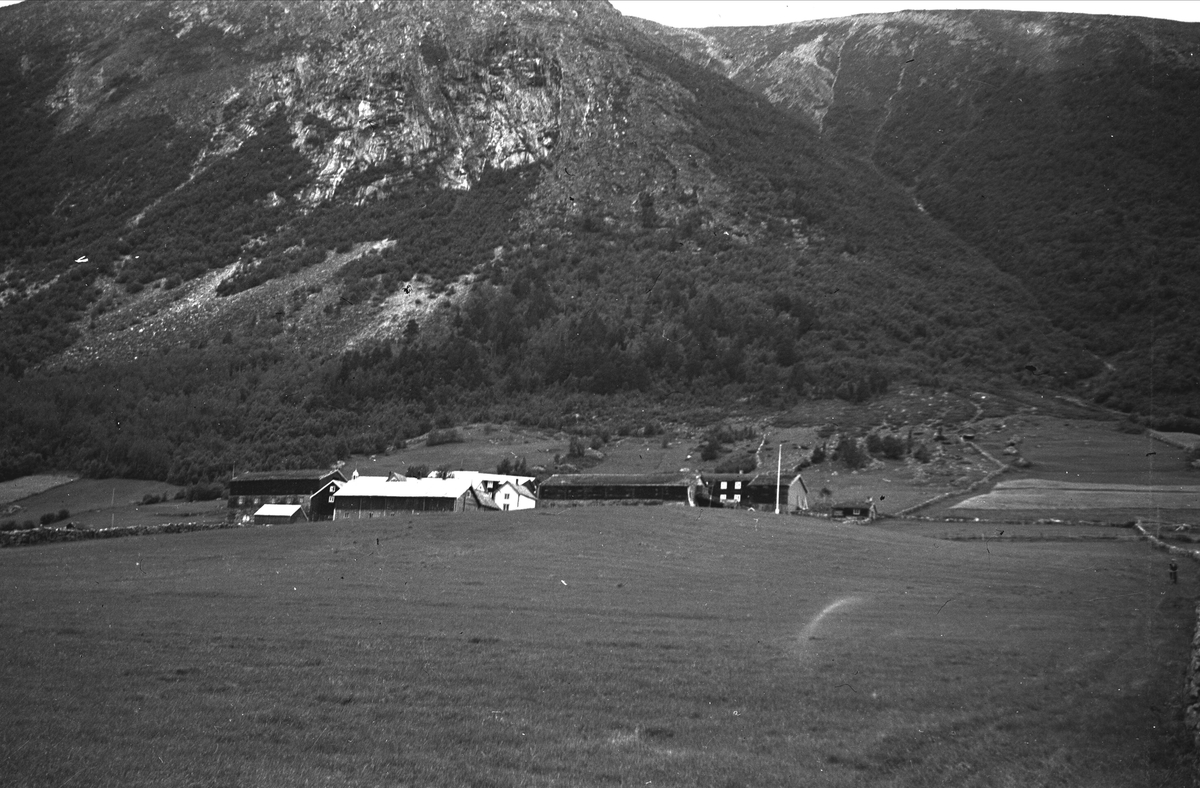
0 474 76 507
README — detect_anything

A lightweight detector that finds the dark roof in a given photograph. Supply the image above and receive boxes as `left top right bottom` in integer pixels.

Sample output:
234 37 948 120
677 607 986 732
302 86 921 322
232 469 346 483
470 488 502 511
701 473 757 483
540 473 696 487
832 501 875 509
703 473 797 487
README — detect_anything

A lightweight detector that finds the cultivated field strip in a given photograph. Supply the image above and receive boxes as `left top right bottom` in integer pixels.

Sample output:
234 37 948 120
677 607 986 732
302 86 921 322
0 474 76 507
953 479 1200 510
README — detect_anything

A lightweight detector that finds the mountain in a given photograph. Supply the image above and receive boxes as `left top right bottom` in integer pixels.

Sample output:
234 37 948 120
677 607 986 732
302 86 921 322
0 0 1176 483
634 9 1200 415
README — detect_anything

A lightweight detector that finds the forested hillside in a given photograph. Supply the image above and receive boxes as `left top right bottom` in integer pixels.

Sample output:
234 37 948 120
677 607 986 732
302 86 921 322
0 1 1175 484
640 9 1200 416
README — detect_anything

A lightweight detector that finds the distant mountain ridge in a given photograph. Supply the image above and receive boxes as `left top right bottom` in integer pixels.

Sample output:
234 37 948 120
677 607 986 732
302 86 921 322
0 1 1192 483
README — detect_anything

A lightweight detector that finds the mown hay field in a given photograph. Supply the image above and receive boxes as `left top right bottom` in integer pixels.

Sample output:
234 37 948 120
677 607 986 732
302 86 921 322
952 480 1200 511
0 507 1193 787
0 474 76 507
1 477 226 530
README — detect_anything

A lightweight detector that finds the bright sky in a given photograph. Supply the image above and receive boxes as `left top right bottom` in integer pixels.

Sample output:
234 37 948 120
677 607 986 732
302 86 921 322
1 0 1195 24
608 1 1200 26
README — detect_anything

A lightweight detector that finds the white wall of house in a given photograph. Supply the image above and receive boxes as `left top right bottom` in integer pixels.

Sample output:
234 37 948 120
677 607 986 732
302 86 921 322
493 481 537 511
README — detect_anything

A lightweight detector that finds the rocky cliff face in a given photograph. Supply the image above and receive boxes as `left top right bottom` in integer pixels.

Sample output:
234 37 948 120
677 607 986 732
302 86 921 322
2 0 734 259
20 0 618 199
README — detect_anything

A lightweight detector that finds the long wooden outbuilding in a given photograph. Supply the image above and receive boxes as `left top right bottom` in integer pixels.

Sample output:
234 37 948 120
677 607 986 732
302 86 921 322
537 473 699 505
331 475 499 518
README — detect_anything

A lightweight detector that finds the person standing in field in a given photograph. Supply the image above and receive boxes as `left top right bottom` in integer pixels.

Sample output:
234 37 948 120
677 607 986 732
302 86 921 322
1170 560 1178 584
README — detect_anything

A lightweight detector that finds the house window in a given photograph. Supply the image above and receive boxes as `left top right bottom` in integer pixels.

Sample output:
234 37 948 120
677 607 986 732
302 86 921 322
719 494 727 502
734 481 742 490
503 504 510 511
733 494 741 503
720 482 728 490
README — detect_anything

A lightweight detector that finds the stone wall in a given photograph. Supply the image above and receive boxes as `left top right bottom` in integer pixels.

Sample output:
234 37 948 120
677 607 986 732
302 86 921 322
1134 520 1200 774
0 521 241 548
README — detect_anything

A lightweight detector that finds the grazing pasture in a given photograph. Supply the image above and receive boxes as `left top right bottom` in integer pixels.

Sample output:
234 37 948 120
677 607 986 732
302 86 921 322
0 507 1192 787
0 474 76 506
973 418 1194 488
0 477 225 530
920 418 1200 523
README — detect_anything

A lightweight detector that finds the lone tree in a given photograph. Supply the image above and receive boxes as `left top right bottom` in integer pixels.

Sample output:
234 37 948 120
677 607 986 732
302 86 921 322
833 436 868 470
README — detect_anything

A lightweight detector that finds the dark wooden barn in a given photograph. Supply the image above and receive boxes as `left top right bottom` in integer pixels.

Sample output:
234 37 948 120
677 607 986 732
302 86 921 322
699 473 809 512
228 469 346 521
537 473 698 505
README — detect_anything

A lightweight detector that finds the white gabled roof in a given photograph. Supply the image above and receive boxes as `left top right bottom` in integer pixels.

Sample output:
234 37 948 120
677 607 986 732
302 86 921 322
254 504 305 517
332 475 476 500
446 470 536 486
495 480 537 500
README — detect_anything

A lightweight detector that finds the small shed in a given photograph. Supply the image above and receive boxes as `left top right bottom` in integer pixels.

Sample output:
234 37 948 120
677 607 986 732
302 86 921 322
253 504 308 525
831 501 877 521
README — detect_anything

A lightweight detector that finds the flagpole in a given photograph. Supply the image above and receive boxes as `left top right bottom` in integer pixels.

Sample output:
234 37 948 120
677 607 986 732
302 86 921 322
775 442 782 515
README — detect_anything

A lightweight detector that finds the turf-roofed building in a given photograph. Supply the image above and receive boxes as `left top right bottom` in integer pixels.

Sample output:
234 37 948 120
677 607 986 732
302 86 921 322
537 473 700 506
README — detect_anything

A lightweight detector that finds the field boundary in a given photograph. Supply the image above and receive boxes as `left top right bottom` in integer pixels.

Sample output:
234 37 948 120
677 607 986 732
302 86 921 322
1188 601 1200 784
1149 430 1200 452
1134 518 1200 777
0 474 78 508
1133 520 1200 559
895 442 1009 518
0 521 243 548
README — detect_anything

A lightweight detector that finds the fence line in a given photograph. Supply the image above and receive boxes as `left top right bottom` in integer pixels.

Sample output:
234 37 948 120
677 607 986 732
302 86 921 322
1134 519 1200 774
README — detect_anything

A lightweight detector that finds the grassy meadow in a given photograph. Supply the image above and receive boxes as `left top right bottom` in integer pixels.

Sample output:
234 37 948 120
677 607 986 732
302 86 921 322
0 474 77 507
1 506 1193 787
1 477 226 531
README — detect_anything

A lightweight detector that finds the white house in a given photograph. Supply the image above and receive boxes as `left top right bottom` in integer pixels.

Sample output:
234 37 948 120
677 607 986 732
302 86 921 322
443 470 536 496
493 480 538 511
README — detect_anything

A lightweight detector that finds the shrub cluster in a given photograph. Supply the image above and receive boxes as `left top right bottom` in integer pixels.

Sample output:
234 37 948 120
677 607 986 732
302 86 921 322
426 428 464 447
